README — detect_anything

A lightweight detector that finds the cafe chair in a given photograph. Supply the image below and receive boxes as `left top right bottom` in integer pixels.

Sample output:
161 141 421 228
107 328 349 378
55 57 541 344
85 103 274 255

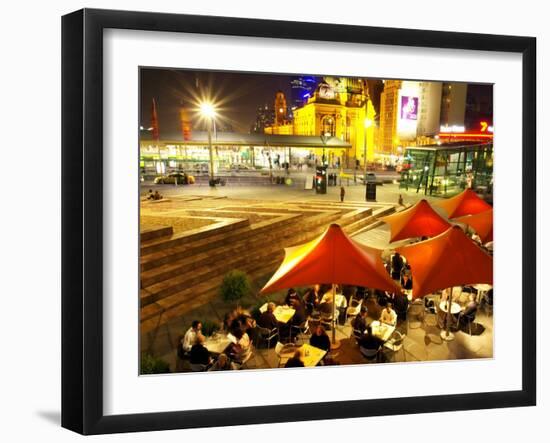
275 342 297 368
290 320 310 344
320 311 335 331
189 363 208 372
407 302 424 330
359 345 381 363
345 298 363 324
383 330 406 362
458 310 479 335
255 326 278 349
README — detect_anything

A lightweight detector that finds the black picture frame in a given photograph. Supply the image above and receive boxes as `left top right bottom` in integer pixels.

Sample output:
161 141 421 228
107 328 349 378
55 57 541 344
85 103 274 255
62 8 537 435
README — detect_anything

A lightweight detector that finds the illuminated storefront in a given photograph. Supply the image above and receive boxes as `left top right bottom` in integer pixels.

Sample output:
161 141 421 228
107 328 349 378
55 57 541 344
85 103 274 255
139 131 351 174
399 142 493 197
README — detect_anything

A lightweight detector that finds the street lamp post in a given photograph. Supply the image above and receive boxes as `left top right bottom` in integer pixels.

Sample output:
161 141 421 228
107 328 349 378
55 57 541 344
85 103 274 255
364 118 373 180
200 102 216 186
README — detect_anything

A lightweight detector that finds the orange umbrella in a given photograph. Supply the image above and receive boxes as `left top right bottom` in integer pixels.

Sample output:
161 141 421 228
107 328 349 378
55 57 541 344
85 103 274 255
261 223 400 294
434 188 492 219
396 225 493 341
380 199 451 243
454 209 493 243
261 224 400 346
395 226 493 300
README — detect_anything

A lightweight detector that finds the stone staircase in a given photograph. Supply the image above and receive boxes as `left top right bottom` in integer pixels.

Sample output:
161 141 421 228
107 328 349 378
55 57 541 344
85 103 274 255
139 200 396 334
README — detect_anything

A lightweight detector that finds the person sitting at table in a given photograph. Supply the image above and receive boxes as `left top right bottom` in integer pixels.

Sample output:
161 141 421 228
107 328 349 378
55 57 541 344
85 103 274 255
223 309 237 332
310 325 331 352
189 334 212 367
208 353 236 371
258 302 279 330
284 350 305 368
284 288 299 306
351 308 368 335
181 320 202 353
401 273 413 290
303 285 320 314
290 299 306 327
358 325 384 351
226 328 253 365
392 292 409 321
379 302 397 326
458 293 478 326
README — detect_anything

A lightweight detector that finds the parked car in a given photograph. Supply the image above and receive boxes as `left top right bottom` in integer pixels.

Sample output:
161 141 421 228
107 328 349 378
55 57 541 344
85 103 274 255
154 172 190 184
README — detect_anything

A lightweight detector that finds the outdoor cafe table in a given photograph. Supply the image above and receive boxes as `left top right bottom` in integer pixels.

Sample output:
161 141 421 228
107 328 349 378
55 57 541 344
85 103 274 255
203 333 232 355
369 320 395 342
439 301 461 315
260 303 296 324
298 343 327 367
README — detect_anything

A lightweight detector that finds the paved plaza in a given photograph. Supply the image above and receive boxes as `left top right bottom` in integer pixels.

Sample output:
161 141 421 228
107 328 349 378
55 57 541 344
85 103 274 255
139 181 493 373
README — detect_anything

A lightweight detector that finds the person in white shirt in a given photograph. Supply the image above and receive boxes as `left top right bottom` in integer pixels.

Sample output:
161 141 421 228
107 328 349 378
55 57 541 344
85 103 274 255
181 320 202 352
379 303 397 326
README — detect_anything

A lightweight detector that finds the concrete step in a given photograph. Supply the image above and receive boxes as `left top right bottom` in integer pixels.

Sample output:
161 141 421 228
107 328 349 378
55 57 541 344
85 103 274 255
140 225 173 242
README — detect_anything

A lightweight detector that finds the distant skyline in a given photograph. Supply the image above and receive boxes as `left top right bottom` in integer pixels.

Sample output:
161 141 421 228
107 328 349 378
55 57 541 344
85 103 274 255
140 68 493 136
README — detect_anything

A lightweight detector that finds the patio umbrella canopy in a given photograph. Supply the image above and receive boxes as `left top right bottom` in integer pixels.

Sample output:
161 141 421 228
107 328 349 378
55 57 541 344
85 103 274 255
395 225 493 299
261 223 400 295
454 209 493 244
434 188 492 219
380 199 451 243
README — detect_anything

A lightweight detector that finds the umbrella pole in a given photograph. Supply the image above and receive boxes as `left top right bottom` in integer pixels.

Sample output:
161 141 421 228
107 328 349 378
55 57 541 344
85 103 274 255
441 286 456 341
331 283 341 350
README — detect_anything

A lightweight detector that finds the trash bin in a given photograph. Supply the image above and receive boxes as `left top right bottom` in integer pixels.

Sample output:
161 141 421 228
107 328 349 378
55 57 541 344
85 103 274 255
366 182 377 201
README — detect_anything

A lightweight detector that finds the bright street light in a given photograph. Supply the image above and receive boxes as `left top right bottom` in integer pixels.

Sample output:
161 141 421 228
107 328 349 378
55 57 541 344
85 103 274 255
199 102 216 118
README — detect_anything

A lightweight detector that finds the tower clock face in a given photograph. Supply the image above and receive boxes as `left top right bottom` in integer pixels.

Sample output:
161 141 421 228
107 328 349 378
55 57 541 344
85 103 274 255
319 83 335 99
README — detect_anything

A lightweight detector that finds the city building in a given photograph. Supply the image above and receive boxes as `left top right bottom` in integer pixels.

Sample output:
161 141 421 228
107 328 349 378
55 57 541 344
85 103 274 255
440 82 467 128
291 77 376 167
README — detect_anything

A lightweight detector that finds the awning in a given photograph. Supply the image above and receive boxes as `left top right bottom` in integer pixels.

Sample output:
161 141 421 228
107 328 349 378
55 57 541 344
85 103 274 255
395 226 493 299
380 200 451 243
434 188 492 219
454 209 493 244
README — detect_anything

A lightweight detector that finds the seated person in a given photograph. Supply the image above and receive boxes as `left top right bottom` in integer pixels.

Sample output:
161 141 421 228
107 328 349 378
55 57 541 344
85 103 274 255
365 297 382 321
460 294 478 323
484 288 493 306
181 320 202 353
302 286 320 314
258 302 279 330
309 325 331 351
379 303 397 326
284 288 299 306
153 190 162 200
376 290 390 307
358 325 384 353
290 299 306 327
146 189 154 200
226 329 252 364
223 309 237 332
189 334 212 367
392 292 409 320
208 353 236 371
284 350 305 368
351 308 368 335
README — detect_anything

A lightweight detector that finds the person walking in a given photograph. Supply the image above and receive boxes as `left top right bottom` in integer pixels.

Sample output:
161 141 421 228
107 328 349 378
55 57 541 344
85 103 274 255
340 186 346 203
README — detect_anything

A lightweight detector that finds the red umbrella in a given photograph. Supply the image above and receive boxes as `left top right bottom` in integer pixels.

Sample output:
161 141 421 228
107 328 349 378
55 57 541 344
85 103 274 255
434 188 492 219
380 199 451 243
261 224 400 345
396 226 493 340
454 209 493 243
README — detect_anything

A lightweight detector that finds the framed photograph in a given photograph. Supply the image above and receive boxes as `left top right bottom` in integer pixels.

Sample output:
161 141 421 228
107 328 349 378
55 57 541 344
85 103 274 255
62 8 536 435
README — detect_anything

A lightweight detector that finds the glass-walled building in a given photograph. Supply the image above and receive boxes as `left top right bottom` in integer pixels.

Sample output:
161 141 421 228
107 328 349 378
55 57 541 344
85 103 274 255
399 142 493 197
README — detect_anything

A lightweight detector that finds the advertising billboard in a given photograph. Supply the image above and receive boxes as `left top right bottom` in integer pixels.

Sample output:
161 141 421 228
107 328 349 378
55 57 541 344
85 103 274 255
400 96 419 120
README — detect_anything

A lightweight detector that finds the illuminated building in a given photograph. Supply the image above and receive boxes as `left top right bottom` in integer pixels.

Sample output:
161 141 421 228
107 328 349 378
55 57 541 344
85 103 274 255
251 105 275 133
379 80 402 154
440 82 467 128
291 77 376 167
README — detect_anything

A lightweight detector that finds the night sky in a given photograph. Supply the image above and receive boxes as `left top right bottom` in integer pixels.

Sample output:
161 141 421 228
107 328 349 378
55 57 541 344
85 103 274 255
140 68 493 135
140 68 295 134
